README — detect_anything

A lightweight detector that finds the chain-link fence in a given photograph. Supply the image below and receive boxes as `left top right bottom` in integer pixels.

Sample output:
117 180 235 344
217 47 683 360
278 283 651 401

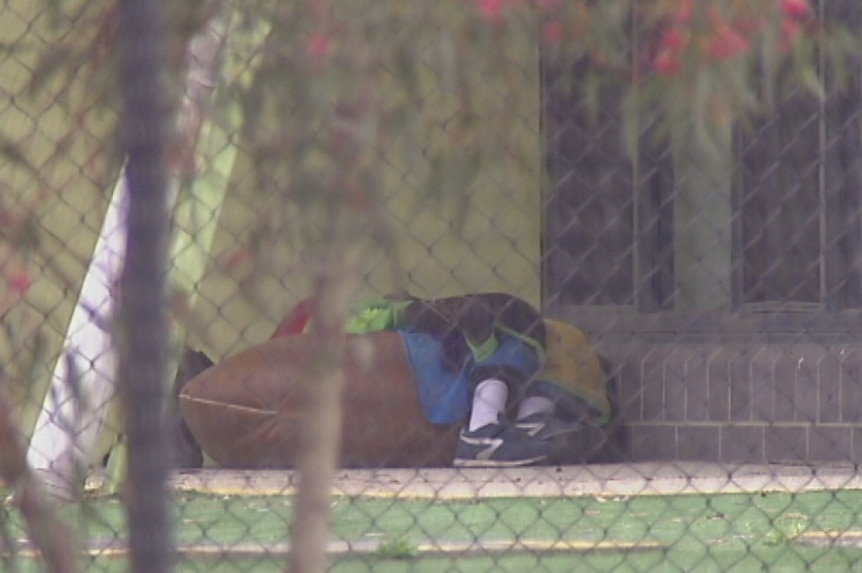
4 1 862 572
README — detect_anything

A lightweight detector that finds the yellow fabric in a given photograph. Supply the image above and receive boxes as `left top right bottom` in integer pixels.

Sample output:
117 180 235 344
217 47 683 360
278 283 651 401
538 319 612 423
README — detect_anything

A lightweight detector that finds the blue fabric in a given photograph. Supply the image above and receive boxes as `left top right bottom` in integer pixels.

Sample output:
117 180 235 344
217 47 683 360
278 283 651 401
400 331 541 425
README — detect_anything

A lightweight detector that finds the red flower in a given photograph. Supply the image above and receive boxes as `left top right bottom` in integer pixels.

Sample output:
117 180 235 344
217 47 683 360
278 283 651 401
7 269 31 294
541 21 562 46
652 26 688 77
780 17 801 53
476 0 509 22
708 25 751 60
306 33 331 59
223 247 250 269
673 0 693 24
653 49 680 76
782 0 810 20
659 28 686 51
707 10 751 61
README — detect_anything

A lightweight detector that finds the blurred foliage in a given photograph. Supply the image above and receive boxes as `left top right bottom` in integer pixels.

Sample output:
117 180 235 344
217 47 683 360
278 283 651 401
1 0 859 355
0 1 858 567
535 0 858 155
3 0 857 254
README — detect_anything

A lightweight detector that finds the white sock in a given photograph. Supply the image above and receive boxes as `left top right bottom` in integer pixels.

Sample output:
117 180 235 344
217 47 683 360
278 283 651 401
516 395 554 420
469 379 508 431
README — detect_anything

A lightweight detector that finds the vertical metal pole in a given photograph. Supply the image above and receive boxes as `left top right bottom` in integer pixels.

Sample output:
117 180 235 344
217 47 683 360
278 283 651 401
117 0 174 571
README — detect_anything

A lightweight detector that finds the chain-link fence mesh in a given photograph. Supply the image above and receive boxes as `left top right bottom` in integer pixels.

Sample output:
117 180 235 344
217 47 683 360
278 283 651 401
4 1 862 572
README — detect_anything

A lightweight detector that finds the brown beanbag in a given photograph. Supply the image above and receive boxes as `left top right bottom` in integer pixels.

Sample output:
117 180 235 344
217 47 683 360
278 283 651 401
178 331 459 468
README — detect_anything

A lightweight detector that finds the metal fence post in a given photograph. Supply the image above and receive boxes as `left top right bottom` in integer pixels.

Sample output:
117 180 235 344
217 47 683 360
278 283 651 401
117 0 174 572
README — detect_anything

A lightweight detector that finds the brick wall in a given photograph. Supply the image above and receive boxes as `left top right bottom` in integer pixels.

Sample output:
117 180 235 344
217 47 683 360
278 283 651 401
601 344 862 463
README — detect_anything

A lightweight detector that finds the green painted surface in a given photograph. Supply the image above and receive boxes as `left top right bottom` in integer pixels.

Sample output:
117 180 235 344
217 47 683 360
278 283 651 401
4 488 862 572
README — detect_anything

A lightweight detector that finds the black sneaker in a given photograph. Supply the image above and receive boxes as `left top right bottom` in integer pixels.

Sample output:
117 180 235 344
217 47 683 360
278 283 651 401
514 412 583 440
453 421 554 468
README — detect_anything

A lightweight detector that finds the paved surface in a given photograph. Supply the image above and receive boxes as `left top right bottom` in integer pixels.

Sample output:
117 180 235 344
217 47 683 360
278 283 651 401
15 463 860 559
170 462 862 499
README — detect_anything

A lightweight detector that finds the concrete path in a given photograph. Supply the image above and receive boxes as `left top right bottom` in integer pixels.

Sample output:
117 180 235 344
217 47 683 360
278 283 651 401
170 462 862 499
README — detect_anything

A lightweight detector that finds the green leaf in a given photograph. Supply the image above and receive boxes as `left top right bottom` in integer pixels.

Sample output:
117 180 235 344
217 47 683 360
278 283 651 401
0 134 38 176
376 536 418 559
436 30 458 96
26 46 70 96
392 44 419 102
583 71 603 124
621 88 641 161
799 67 825 102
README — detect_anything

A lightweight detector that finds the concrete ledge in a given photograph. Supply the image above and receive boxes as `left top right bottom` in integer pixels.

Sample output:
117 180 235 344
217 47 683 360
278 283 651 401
169 462 862 499
12 537 664 559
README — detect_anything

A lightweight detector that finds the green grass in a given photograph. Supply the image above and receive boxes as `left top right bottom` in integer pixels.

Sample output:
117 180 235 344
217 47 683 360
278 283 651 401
4 488 862 572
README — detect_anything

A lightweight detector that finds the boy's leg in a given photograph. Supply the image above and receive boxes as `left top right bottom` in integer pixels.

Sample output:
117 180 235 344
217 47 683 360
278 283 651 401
467 378 509 431
514 381 599 440
454 388 554 467
516 395 555 420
